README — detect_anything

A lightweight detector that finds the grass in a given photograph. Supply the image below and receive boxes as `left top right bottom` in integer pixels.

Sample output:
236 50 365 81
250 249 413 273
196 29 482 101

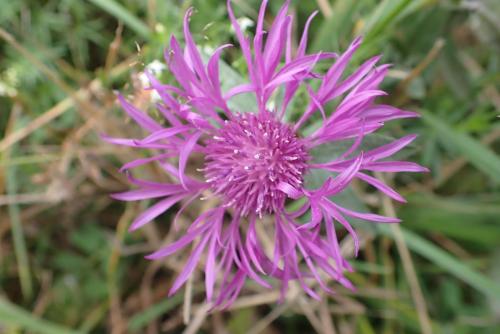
1 0 499 333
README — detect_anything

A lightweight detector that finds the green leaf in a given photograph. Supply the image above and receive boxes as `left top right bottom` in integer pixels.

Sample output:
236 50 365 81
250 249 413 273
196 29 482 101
421 111 500 183
377 225 500 300
218 59 257 113
400 194 500 245
70 224 108 255
356 0 430 60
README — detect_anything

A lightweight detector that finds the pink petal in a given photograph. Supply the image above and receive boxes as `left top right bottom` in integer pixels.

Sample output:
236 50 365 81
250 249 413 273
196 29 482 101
297 11 318 57
139 125 193 144
322 200 360 256
111 186 184 201
324 153 363 195
183 8 209 83
356 172 406 203
334 203 401 223
205 234 218 301
277 182 303 199
117 94 162 132
318 36 363 100
364 161 430 173
328 55 382 102
169 236 209 296
129 194 186 231
364 135 418 162
119 153 176 172
179 132 202 189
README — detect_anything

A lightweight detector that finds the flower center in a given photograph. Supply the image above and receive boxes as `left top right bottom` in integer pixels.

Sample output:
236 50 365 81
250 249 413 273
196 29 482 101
203 112 308 216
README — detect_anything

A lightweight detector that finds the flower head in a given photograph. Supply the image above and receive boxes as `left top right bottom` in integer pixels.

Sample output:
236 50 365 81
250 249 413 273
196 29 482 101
107 0 427 307
204 111 309 217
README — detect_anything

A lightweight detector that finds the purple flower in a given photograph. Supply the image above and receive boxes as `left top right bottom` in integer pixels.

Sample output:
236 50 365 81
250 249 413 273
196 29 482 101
106 0 427 307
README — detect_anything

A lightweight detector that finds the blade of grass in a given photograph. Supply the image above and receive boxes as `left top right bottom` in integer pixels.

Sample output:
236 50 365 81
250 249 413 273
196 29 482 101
400 193 500 245
5 163 33 299
316 0 333 18
0 154 60 167
357 316 376 334
0 298 83 334
377 225 500 299
3 105 33 301
377 173 433 334
127 292 186 332
88 0 151 39
362 0 412 43
78 302 108 333
421 111 500 184
356 0 428 61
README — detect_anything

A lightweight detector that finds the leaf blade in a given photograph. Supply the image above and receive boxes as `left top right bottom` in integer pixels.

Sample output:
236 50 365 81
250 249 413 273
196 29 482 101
422 111 500 183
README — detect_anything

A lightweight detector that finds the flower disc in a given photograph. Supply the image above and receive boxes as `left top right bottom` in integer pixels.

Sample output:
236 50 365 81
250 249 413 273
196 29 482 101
204 112 309 216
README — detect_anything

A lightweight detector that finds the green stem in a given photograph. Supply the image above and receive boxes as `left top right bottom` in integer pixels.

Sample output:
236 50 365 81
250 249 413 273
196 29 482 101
0 298 84 334
4 151 33 300
88 0 151 39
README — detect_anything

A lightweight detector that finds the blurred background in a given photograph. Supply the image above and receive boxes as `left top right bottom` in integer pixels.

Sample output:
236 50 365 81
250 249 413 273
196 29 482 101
0 0 499 333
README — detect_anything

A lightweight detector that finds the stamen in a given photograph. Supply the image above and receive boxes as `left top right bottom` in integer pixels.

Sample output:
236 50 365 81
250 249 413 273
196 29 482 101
203 111 308 216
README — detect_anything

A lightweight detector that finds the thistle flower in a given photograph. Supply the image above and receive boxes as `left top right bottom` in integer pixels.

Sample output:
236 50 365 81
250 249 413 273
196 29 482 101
106 0 427 307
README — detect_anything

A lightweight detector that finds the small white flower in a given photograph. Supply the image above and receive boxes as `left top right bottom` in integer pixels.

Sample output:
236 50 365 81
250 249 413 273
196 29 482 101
230 17 254 34
146 60 167 76
0 82 17 97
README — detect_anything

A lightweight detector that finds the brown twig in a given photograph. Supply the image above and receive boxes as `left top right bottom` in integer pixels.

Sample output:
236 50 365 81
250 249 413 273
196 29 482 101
296 296 324 334
316 0 333 18
108 203 136 334
319 299 337 334
182 303 212 334
32 271 53 317
246 303 292 334
147 0 157 28
0 27 102 119
0 58 131 153
105 23 124 76
0 97 76 153
229 291 282 310
183 274 194 324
